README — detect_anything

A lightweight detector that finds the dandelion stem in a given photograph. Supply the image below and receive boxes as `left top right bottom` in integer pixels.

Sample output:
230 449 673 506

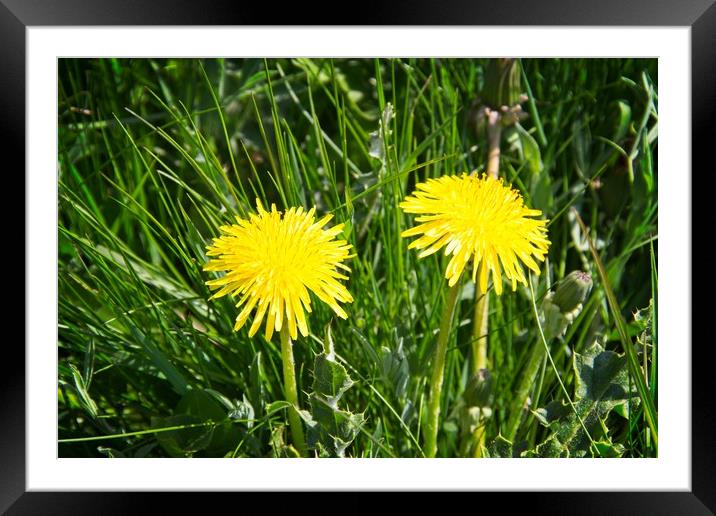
469 271 490 457
279 324 307 457
425 281 461 458
486 111 502 178
472 276 490 374
468 108 501 456
505 336 546 441
474 107 501 375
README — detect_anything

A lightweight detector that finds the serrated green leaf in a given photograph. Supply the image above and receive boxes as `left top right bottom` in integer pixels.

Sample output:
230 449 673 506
535 435 569 458
487 435 514 458
534 342 637 457
593 440 625 458
228 397 255 428
307 326 364 457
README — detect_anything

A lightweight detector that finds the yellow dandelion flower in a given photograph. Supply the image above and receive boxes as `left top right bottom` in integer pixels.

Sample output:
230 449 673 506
204 200 353 341
400 173 550 294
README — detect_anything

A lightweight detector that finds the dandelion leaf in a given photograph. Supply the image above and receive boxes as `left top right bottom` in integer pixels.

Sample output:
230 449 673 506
533 342 637 457
486 435 514 458
307 327 365 457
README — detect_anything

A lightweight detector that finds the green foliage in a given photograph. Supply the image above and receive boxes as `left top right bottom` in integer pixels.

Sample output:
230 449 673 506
532 342 637 457
452 370 494 437
153 388 243 457
486 435 514 458
58 58 657 458
307 328 365 457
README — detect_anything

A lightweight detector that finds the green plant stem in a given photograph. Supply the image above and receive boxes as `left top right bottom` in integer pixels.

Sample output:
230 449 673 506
471 277 490 374
425 282 461 458
477 108 500 372
505 337 546 441
470 423 488 459
280 324 307 457
469 272 490 457
466 107 501 457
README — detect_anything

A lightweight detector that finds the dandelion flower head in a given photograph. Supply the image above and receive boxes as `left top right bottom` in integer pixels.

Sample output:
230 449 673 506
204 200 353 340
400 173 550 294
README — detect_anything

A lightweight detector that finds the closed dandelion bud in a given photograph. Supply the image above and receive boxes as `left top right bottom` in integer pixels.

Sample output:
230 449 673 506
542 271 593 340
553 271 593 313
482 58 522 109
456 369 494 433
463 368 493 409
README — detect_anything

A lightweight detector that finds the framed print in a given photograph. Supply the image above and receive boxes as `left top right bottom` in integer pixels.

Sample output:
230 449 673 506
4 0 710 512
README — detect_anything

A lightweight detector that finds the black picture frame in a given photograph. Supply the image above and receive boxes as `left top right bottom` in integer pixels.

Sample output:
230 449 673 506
4 0 710 512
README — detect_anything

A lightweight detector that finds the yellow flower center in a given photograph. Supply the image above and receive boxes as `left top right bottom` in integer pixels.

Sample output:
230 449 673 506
400 173 550 294
204 201 353 340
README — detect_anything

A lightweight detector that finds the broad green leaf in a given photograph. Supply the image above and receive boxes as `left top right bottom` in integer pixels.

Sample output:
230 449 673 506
307 326 365 457
534 435 569 458
486 435 514 458
534 342 637 457
593 440 625 458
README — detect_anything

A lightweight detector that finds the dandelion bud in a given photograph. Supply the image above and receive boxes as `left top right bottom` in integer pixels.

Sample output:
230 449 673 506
482 58 523 110
458 369 494 433
462 368 492 409
541 271 593 340
553 271 593 313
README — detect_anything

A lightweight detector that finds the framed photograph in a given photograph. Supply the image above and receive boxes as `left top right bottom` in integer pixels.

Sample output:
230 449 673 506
5 0 709 512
